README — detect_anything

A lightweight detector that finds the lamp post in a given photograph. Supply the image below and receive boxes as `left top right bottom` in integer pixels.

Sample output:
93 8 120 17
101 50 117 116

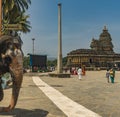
32 38 35 55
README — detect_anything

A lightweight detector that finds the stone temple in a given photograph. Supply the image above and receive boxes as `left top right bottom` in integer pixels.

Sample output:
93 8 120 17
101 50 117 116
67 26 120 70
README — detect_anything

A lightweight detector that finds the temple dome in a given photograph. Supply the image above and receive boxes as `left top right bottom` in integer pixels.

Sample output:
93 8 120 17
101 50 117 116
99 26 112 41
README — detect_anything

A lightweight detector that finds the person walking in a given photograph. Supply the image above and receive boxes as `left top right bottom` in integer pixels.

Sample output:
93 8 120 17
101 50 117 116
77 66 82 80
82 65 86 76
109 68 115 83
106 69 110 83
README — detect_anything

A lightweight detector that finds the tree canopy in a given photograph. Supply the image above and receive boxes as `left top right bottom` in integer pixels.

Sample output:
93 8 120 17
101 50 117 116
2 0 31 34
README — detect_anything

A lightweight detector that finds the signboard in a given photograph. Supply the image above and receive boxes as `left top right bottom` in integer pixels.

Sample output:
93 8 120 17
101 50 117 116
29 54 47 67
4 24 22 30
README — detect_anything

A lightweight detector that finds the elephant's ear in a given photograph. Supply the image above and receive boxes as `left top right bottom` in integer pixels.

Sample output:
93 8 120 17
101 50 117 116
0 35 13 44
0 35 22 49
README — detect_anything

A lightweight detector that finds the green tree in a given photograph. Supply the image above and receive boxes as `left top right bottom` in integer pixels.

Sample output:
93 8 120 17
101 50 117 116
47 57 67 67
2 0 31 17
2 0 31 34
47 59 57 67
62 57 67 66
23 56 30 68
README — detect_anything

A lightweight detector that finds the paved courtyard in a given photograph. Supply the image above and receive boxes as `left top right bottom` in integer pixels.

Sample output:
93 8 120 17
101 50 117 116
0 70 120 117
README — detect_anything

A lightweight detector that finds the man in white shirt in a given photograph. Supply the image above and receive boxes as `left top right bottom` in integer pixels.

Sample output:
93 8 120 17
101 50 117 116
77 66 82 80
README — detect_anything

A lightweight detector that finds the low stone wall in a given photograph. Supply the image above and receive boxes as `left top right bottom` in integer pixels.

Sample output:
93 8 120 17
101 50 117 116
48 73 71 78
86 67 106 71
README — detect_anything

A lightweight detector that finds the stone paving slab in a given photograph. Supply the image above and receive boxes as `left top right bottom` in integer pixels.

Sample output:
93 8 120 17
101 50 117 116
0 71 120 117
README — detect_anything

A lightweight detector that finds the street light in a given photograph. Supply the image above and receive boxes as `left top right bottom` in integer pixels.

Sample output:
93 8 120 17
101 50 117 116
32 38 35 55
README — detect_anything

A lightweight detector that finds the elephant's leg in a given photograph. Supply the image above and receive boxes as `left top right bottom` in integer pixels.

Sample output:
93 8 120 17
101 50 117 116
0 72 23 112
7 71 23 111
0 80 4 112
0 80 3 101
0 52 23 112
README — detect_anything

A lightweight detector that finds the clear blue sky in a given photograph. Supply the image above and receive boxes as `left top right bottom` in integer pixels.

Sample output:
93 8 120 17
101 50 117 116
21 0 120 58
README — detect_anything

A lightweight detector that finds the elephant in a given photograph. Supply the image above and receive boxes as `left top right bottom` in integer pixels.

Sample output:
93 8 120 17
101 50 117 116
0 35 23 112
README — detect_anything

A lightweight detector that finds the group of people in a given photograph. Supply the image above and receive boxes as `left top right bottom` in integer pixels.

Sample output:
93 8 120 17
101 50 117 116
106 68 115 83
77 66 116 83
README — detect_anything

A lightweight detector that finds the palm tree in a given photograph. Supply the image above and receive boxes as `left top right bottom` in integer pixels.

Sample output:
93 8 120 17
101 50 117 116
2 0 31 34
14 12 31 33
2 0 31 16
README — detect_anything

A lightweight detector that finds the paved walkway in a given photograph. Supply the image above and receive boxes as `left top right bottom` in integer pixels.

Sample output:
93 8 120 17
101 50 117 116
1 71 120 117
33 76 101 117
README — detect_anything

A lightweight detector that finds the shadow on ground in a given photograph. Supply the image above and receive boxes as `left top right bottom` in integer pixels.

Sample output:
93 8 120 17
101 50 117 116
0 108 49 117
29 84 63 87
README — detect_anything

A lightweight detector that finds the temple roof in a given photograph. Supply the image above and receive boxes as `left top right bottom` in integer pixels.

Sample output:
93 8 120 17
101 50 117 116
67 49 115 55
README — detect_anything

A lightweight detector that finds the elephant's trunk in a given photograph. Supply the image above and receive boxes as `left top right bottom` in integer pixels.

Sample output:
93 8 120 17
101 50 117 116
0 80 3 101
0 49 23 112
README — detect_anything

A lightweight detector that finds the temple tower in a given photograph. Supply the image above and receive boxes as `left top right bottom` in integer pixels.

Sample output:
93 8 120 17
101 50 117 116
90 26 114 52
99 26 114 52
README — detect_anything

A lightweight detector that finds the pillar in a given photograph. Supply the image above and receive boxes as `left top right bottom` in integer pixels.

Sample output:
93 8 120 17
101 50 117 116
57 3 62 73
